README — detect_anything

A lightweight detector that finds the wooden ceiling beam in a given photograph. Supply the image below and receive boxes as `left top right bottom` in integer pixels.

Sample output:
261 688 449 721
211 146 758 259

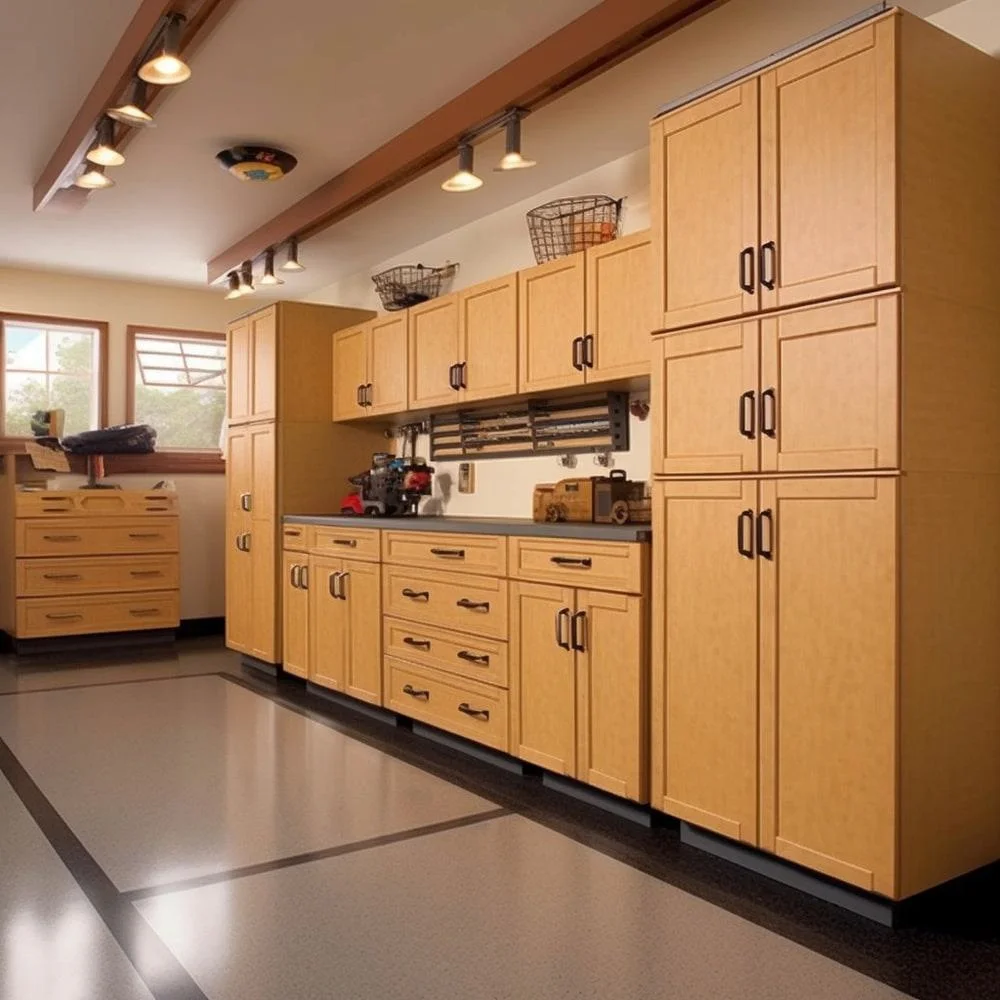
206 0 724 284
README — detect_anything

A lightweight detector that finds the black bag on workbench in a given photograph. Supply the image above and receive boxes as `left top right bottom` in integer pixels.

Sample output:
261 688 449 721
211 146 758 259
61 424 157 455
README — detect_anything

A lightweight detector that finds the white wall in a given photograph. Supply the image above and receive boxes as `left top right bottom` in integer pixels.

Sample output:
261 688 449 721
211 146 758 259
0 266 243 618
307 149 653 519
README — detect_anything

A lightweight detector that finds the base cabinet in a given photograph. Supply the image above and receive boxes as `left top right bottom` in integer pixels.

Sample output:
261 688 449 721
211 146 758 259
282 552 310 679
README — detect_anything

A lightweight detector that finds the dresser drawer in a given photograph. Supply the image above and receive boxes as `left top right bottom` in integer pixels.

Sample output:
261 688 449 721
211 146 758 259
16 555 179 597
16 518 180 557
385 658 509 752
382 530 506 576
16 591 180 638
508 537 647 594
312 525 380 562
383 617 508 688
382 566 508 639
16 491 177 517
282 524 313 552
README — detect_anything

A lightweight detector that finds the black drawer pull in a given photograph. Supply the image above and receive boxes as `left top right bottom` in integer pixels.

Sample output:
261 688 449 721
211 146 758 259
43 534 81 542
403 637 431 650
571 610 587 653
129 608 161 617
42 507 69 513
42 573 82 581
737 509 755 559
129 533 162 540
555 607 571 650
571 336 585 371
430 548 465 559
456 598 490 612
757 509 775 560
760 388 777 438
145 507 169 512
550 556 592 568
739 246 755 293
739 390 756 439
402 684 430 701
402 589 430 601
333 538 357 547
458 703 490 721
760 241 777 290
130 570 162 578
45 613 82 621
285 529 302 537
457 650 490 665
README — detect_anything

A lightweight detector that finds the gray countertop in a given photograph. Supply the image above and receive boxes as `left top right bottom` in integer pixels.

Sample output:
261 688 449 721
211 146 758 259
284 514 651 542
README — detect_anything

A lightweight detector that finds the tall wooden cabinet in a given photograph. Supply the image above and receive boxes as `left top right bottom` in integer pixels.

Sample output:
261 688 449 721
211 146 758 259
331 313 409 420
225 302 386 665
650 9 1000 900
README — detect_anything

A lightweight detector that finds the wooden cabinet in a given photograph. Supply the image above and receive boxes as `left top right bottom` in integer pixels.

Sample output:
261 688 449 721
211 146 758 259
459 274 518 403
332 314 409 419
331 324 369 421
249 307 277 422
409 294 460 410
227 317 252 423
309 554 346 692
282 551 310 679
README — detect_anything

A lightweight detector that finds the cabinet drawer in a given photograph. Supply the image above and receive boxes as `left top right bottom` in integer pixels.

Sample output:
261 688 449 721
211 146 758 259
508 537 646 594
383 617 508 688
382 530 506 576
15 491 178 518
16 519 179 558
312 525 380 562
382 566 508 639
16 591 179 638
385 658 509 752
282 524 313 552
16 555 179 597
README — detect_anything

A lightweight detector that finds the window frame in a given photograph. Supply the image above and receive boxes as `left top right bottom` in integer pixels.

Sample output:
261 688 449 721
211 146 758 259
126 325 227 472
0 312 109 444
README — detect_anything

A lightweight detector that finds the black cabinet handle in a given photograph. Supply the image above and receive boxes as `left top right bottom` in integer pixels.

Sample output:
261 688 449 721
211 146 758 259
583 335 594 369
550 556 592 568
129 532 162 540
43 534 81 542
737 509 755 559
291 564 301 588
458 703 490 721
456 598 490 612
739 390 756 440
760 241 777 290
329 572 345 599
356 384 364 407
403 637 431 650
571 337 584 371
757 509 774 560
448 364 459 391
130 570 162 578
365 383 374 407
402 588 430 601
43 573 82 581
739 246 755 293
129 608 161 618
555 607 571 650
300 565 310 591
402 684 430 701
760 388 777 438
45 612 83 621
457 362 468 389
430 548 465 559
457 650 490 665
333 538 357 547
570 610 587 652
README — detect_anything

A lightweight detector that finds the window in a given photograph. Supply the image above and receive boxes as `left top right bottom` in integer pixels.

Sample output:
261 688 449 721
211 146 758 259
127 327 226 451
1 315 107 438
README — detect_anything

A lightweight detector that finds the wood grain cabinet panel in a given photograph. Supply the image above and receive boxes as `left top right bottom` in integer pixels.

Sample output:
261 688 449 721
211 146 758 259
383 617 508 688
382 566 508 639
340 559 383 705
332 323 369 421
227 317 252 423
249 307 278 421
16 555 178 597
507 537 644 594
282 551 310 679
309 554 347 692
409 294 460 410
16 519 179 558
459 274 518 403
16 591 179 639
382 530 506 577
311 525 380 562
368 313 409 416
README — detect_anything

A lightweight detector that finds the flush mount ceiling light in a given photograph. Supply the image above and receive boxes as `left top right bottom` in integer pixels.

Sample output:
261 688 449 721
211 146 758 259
224 271 243 299
74 163 114 190
258 248 284 286
442 142 483 193
216 146 298 182
238 260 255 295
107 79 155 128
280 237 305 272
138 13 191 85
495 112 536 171
85 118 125 168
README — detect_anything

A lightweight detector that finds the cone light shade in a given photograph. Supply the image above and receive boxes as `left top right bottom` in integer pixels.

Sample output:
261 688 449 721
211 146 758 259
138 14 191 85
280 237 305 272
225 272 243 299
259 248 284 286
86 119 125 167
442 143 483 192
494 115 536 171
74 163 114 189
108 80 155 128
237 261 255 295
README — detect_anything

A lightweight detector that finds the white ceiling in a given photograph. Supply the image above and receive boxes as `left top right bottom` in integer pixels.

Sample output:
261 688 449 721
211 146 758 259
0 0 993 293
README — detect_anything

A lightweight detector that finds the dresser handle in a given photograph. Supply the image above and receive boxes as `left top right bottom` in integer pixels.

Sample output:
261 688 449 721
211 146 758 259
240 492 252 512
403 637 431 650
760 388 777 438
757 509 775 561
292 565 302 588
571 610 587 653
45 613 82 621
458 703 490 721
129 532 162 540
402 589 429 601
333 538 357 547
130 570 162 578
42 534 81 542
457 650 490 665
285 529 302 537
42 573 82 581
737 509 755 559
402 684 430 701
759 240 777 290
550 556 592 568
456 598 489 612
145 506 169 512
129 608 161 617
430 548 464 559
555 607 571 650
739 246 755 293
42 507 68 513
739 390 756 440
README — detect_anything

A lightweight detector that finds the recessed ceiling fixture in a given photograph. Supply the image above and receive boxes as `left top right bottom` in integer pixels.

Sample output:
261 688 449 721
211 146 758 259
216 146 298 182
280 237 305 272
74 163 114 190
225 271 243 300
259 248 284 286
238 261 255 296
107 80 155 128
495 111 536 171
138 13 192 86
86 119 125 168
442 142 483 193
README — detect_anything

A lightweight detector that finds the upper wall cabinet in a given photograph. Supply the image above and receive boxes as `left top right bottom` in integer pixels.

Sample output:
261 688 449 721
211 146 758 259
332 313 409 420
459 274 519 404
409 294 460 410
332 323 369 422
227 308 277 424
650 18 896 332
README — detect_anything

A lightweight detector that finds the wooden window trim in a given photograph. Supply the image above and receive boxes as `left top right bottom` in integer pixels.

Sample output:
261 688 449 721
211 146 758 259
126 325 226 474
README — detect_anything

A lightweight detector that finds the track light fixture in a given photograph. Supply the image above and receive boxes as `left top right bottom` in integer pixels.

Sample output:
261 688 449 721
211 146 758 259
280 237 305 272
139 13 192 85
495 112 536 171
259 248 285 286
108 79 155 128
86 119 125 168
74 163 114 190
238 261 255 295
224 271 243 299
442 143 483 193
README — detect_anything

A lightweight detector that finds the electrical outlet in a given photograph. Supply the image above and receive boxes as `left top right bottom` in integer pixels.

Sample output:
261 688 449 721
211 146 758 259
458 462 475 494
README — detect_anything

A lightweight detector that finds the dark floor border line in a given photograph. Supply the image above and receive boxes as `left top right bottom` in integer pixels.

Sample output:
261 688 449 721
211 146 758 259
0 670 225 697
123 806 510 902
0 735 210 1000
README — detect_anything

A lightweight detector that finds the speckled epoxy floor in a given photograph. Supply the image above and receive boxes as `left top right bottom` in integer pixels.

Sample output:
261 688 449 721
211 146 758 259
0 638 996 1000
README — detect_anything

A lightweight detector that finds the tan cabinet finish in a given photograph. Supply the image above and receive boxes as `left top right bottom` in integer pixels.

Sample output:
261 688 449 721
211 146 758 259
368 313 409 416
311 525 380 562
16 519 179 558
332 324 369 421
282 551 310 679
459 274 518 403
14 491 177 517
381 530 506 577
310 554 347 692
16 591 179 639
383 617 508 688
282 524 312 551
339 559 383 704
227 317 252 423
507 536 644 594
409 294 460 410
249 307 278 422
17 555 178 597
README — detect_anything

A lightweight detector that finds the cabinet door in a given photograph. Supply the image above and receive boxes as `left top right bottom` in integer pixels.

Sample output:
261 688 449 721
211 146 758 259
227 318 252 423
309 555 347 691
651 480 759 844
340 559 382 705
409 294 460 410
759 476 897 896
760 295 898 473
584 230 653 382
226 426 253 517
249 423 276 521
459 274 518 403
282 551 309 678
250 307 278 421
650 80 759 332
518 254 586 393
225 511 251 654
368 313 408 416
332 324 370 422
248 520 277 663
576 590 646 802
759 19 896 311
652 321 759 476
509 581 577 774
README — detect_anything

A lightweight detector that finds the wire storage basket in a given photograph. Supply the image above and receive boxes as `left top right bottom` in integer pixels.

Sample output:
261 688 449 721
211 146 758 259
371 263 458 311
525 196 622 264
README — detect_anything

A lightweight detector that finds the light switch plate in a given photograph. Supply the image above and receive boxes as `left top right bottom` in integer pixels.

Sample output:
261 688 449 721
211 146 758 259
458 462 475 494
